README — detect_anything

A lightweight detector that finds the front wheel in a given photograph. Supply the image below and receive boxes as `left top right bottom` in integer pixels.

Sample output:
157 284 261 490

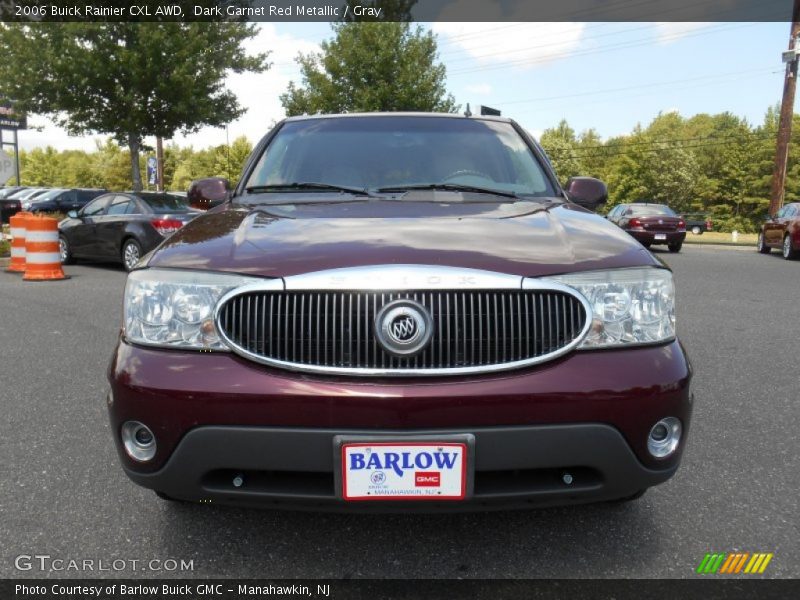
691 226 702 235
59 235 75 264
783 235 799 260
122 239 143 271
668 242 682 253
757 232 771 254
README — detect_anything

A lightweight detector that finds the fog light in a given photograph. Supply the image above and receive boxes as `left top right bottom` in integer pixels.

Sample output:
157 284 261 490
647 417 682 458
121 421 156 462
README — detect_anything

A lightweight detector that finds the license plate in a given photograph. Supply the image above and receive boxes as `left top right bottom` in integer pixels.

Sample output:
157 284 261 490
654 233 667 240
340 442 468 501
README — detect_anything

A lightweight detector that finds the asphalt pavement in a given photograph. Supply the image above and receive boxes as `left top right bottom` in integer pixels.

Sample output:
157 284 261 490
1 246 798 579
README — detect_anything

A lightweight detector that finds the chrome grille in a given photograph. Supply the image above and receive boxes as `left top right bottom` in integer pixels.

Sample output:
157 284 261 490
217 289 588 375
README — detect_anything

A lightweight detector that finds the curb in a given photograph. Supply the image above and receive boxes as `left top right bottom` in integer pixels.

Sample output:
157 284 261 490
684 240 754 248
0 257 10 268
682 243 754 251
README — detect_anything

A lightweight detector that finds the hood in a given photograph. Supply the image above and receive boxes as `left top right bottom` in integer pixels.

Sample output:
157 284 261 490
147 196 659 278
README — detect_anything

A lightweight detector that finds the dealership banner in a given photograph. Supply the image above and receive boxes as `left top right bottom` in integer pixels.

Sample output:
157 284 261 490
3 579 800 599
0 105 27 130
1 0 796 23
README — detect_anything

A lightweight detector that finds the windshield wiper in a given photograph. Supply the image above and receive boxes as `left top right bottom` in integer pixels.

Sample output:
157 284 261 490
375 183 521 199
245 182 374 197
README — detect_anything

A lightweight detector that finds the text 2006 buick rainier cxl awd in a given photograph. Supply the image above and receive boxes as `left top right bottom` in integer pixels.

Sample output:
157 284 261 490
107 113 692 511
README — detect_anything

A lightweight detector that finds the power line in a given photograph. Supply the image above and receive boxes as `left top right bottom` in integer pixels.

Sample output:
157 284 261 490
434 23 641 63
508 70 782 116
572 132 776 151
493 67 779 107
447 22 761 76
559 135 781 160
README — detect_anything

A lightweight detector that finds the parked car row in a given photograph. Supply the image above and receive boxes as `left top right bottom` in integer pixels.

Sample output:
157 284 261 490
0 186 107 223
603 199 799 261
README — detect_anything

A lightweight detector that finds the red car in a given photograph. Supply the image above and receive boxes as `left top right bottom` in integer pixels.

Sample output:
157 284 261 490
107 114 692 511
758 202 800 260
607 203 687 252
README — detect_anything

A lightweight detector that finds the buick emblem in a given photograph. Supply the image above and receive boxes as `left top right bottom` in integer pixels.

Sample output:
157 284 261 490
375 300 433 357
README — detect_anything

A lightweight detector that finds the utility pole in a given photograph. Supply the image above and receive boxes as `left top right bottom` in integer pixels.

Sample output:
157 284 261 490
769 0 800 216
156 136 164 192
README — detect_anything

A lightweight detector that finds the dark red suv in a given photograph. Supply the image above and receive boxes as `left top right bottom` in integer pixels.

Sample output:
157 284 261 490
107 114 692 511
757 202 800 259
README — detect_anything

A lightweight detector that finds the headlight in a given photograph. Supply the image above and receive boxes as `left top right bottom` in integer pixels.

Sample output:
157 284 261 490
123 269 264 350
548 267 675 348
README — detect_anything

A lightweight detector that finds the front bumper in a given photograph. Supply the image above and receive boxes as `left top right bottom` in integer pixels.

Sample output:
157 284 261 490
108 339 693 510
123 424 679 511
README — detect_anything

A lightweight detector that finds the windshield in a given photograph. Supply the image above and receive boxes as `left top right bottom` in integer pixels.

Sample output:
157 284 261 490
137 193 190 213
244 116 556 200
31 189 67 202
629 205 676 216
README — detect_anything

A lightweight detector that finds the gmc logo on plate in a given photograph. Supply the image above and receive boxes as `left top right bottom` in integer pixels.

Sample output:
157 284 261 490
415 472 441 487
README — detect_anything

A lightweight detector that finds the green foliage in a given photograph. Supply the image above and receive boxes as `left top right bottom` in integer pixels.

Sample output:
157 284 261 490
543 108 794 231
13 136 253 192
281 22 457 115
539 121 581 183
0 22 268 190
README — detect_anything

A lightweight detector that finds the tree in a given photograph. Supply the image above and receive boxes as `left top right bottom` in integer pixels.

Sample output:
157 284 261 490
280 21 457 115
539 120 582 183
0 21 268 191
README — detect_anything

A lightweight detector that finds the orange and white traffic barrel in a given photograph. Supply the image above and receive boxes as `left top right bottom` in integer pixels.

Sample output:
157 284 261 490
6 211 31 273
23 214 68 281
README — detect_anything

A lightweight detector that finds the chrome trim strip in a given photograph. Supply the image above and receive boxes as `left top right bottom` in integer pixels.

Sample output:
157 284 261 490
213 269 593 377
284 264 523 291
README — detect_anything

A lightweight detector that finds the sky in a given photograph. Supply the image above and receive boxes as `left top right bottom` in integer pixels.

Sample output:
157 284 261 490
10 21 791 153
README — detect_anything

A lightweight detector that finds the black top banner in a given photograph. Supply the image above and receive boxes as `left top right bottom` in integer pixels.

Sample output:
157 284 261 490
0 0 796 22
3 579 800 600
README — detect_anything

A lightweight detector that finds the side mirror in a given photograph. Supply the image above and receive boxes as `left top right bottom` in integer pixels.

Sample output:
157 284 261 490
187 177 231 210
67 210 78 218
565 177 608 210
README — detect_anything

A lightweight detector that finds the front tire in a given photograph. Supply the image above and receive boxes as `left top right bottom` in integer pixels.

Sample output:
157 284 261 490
757 232 771 254
691 226 701 235
59 235 75 264
783 235 798 260
122 239 142 271
668 242 682 253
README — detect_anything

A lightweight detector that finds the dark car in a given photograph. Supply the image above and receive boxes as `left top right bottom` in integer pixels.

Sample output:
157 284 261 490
59 191 197 271
25 188 107 214
1 187 48 223
0 195 23 224
107 113 692 511
683 213 713 235
607 202 686 252
757 202 800 259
